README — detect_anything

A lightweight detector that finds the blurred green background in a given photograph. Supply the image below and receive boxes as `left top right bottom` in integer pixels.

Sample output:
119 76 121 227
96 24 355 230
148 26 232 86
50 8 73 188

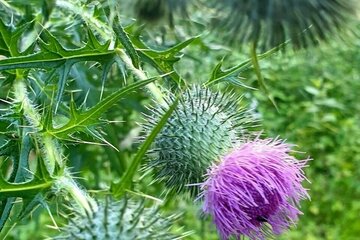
167 32 360 240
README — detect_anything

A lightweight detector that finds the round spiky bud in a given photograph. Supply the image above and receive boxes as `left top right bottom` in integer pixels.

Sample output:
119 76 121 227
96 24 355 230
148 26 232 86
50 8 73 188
55 197 183 240
144 86 255 195
212 0 358 50
201 137 309 240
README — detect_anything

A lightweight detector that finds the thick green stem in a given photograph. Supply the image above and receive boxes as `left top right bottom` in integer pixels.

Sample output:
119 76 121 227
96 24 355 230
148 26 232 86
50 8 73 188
54 175 98 216
115 48 167 107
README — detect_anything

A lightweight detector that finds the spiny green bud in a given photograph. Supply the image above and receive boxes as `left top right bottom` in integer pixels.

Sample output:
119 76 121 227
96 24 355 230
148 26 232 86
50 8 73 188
55 197 184 240
144 86 255 195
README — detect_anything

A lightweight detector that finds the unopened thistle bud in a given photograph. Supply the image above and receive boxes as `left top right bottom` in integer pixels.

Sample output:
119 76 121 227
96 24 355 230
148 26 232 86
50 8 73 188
55 197 183 240
144 86 255 195
200 137 310 240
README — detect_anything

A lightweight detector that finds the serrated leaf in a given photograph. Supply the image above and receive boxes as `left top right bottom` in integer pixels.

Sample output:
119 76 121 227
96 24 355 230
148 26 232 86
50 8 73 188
0 192 46 237
0 30 9 56
0 139 17 157
205 42 287 86
127 27 199 84
46 76 159 139
17 193 46 221
0 107 20 158
10 130 31 183
0 143 52 201
207 58 255 89
85 28 111 52
0 197 14 232
0 129 36 231
0 28 117 111
0 177 52 200
112 96 180 198
0 19 33 57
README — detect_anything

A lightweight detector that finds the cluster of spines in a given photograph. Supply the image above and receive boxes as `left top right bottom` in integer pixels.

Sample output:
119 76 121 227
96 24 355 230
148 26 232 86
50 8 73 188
144 86 255 195
55 197 183 240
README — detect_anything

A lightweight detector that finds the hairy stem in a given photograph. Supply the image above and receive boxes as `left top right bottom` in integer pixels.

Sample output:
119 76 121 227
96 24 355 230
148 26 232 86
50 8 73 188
13 77 63 175
12 77 95 213
13 78 42 128
54 175 98 215
115 48 167 107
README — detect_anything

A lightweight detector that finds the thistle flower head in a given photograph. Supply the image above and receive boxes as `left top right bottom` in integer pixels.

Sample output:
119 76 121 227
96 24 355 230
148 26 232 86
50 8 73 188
55 197 184 240
213 0 358 49
201 137 309 240
144 86 255 195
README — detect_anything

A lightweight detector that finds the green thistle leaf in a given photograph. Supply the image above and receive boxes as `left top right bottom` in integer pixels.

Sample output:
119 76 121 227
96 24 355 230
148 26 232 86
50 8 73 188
45 76 159 140
0 27 117 112
126 26 199 84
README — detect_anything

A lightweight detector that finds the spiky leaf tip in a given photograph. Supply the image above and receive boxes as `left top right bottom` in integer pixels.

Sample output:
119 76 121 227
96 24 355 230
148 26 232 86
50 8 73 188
55 197 184 240
144 86 256 195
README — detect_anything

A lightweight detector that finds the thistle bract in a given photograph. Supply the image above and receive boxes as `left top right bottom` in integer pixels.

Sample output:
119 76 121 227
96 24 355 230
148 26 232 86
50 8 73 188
201 138 309 240
144 86 254 195
55 197 182 240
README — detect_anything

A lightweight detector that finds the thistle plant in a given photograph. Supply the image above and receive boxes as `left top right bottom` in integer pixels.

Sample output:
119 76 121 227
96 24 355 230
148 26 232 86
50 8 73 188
5 0 359 238
200 138 309 240
0 0 188 237
144 86 254 195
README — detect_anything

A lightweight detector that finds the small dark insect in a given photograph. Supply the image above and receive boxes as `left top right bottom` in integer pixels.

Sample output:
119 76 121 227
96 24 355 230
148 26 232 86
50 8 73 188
256 216 268 222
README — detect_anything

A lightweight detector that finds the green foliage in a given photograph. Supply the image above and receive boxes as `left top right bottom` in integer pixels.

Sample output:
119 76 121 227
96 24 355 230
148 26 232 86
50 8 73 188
0 23 117 111
45 77 158 140
127 30 199 85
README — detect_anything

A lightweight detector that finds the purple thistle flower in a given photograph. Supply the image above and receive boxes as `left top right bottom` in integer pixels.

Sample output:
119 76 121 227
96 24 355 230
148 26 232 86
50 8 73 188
201 137 310 240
